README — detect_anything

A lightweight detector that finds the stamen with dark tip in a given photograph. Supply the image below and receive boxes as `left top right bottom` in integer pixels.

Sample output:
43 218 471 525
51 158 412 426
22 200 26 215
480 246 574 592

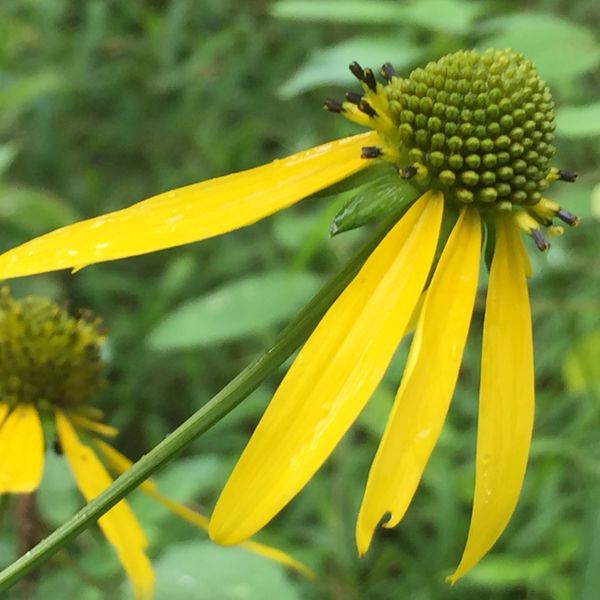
557 208 580 226
323 98 343 113
349 61 364 81
558 169 578 182
363 67 377 91
381 62 396 81
358 100 377 117
345 91 363 105
531 229 550 251
361 146 383 159
400 165 418 179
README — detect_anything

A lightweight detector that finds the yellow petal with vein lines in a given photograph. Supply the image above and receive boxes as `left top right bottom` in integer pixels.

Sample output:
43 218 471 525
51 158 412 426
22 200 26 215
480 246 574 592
210 191 443 545
55 412 154 600
448 216 534 582
93 438 315 580
0 404 44 493
0 132 379 280
356 206 481 555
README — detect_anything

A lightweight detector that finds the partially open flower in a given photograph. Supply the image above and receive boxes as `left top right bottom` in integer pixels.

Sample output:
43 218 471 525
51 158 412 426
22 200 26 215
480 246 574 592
0 287 153 599
0 49 580 581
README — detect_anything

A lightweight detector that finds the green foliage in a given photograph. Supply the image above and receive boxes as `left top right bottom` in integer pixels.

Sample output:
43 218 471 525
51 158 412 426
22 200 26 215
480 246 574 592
0 0 599 598
557 102 600 138
151 542 300 600
148 271 322 350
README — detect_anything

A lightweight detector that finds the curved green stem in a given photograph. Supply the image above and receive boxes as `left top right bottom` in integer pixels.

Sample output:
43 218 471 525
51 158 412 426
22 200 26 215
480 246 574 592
0 218 395 592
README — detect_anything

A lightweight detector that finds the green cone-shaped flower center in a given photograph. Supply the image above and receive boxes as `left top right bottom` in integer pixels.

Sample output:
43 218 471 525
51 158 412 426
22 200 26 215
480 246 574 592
388 49 555 206
0 288 105 409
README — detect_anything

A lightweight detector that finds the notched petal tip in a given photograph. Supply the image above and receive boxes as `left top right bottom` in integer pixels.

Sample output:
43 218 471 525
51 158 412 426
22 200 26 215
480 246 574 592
355 510 393 557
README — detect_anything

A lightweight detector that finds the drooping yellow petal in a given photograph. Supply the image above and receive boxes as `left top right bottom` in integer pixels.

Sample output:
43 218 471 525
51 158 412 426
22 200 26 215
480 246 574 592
449 215 534 582
0 132 379 279
0 404 44 493
55 411 154 600
356 206 482 555
94 438 315 580
69 413 119 438
210 191 444 545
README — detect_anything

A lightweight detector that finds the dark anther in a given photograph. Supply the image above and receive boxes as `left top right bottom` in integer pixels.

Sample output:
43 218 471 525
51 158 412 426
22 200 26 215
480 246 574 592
323 98 343 113
361 146 383 159
400 165 418 179
558 169 578 182
363 67 377 91
381 62 396 81
531 229 550 251
358 100 377 117
557 208 580 226
345 91 363 105
349 61 364 81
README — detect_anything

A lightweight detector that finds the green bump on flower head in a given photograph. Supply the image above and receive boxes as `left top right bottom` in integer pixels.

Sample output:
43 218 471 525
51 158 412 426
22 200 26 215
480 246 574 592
0 288 105 409
388 49 555 207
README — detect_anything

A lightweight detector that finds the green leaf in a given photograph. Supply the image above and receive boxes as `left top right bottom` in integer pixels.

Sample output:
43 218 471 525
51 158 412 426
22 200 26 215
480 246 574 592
271 0 406 24
0 183 79 236
556 102 600 139
278 36 421 98
563 330 600 392
330 169 420 235
403 0 484 34
479 14 600 82
464 554 553 586
0 143 19 176
151 541 300 600
148 271 322 350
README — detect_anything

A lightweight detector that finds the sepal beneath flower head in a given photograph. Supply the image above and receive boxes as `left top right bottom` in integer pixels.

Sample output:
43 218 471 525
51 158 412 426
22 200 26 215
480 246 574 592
330 168 421 236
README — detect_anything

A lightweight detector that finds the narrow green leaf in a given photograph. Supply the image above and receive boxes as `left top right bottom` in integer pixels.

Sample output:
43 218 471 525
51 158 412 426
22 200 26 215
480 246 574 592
403 0 483 34
278 36 421 98
479 14 600 82
0 183 79 236
148 271 322 350
556 103 600 139
271 1 406 24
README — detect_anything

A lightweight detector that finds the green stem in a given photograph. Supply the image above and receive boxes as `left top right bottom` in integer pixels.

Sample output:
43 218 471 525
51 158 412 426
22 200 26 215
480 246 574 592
0 218 395 592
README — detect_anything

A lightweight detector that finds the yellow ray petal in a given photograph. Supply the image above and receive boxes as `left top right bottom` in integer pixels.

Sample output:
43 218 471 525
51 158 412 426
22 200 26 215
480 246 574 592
69 413 119 438
0 132 379 279
55 411 154 600
0 404 44 493
93 438 315 580
356 206 481 555
449 216 534 582
210 191 443 545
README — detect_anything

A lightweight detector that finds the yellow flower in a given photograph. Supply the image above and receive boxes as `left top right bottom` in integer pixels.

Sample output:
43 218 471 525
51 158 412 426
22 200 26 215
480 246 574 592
0 288 154 599
0 49 580 580
0 289 313 597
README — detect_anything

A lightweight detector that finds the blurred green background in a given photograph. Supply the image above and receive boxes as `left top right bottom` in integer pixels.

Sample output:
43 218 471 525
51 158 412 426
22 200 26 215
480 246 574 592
1 0 599 598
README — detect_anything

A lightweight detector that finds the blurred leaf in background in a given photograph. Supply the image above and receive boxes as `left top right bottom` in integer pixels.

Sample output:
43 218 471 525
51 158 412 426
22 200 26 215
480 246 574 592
0 0 599 598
